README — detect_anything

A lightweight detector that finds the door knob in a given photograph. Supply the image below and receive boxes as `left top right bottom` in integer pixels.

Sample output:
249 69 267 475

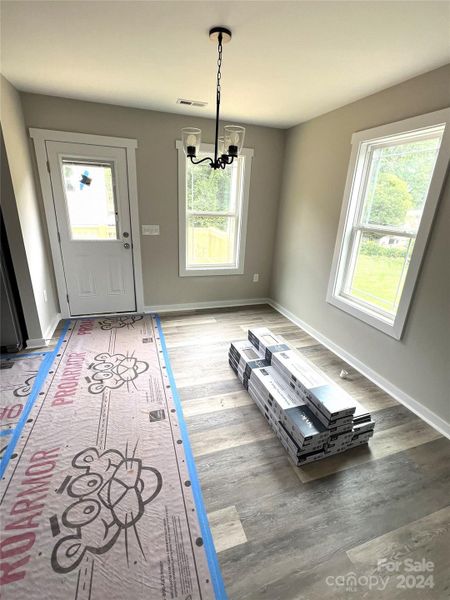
123 242 130 249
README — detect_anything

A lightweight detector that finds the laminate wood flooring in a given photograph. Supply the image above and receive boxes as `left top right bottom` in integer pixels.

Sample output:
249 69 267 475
159 306 450 599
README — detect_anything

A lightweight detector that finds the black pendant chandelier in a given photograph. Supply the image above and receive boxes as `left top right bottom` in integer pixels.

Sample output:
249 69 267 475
181 27 245 170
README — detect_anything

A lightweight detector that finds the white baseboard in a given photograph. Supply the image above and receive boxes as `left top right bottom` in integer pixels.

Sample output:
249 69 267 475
145 297 270 314
26 337 50 349
26 312 62 349
267 299 450 440
43 311 62 341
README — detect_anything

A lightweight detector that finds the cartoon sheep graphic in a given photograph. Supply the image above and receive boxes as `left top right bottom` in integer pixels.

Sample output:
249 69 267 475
87 352 149 394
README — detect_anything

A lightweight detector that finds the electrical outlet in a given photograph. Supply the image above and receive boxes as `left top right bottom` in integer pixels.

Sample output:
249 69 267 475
253 273 259 283
142 224 160 236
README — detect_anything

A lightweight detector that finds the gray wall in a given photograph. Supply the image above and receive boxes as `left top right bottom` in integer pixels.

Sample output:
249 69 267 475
270 64 450 424
8 68 450 426
20 93 285 307
1 76 59 341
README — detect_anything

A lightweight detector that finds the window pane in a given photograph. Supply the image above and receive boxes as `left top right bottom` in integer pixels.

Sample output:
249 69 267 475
346 232 415 315
186 155 239 212
61 161 118 240
361 137 441 231
187 216 237 267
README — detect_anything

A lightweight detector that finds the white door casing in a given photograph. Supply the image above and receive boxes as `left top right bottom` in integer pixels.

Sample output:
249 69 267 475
30 129 144 318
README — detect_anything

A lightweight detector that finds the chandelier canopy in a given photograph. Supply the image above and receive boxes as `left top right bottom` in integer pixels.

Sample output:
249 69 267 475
181 27 245 170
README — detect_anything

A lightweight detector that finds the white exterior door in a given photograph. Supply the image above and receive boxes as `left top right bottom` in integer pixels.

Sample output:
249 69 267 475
46 141 136 316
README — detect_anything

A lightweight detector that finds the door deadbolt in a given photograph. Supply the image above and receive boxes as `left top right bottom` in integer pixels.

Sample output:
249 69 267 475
123 231 129 238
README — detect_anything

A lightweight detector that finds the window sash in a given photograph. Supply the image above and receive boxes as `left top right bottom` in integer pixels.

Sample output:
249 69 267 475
186 215 239 269
359 127 443 153
186 153 241 215
352 224 416 238
187 210 239 218
341 228 415 320
351 130 442 232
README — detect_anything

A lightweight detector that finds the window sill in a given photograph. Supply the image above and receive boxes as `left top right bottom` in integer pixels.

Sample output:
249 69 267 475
326 292 403 340
179 265 244 277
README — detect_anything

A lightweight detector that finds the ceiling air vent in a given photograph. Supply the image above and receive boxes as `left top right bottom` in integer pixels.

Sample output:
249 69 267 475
176 98 208 108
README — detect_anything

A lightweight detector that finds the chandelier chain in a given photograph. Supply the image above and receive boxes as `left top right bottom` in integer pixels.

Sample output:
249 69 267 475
216 34 222 104
184 27 243 169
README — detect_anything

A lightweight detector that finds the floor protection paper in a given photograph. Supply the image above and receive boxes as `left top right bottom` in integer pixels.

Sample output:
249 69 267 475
0 315 223 600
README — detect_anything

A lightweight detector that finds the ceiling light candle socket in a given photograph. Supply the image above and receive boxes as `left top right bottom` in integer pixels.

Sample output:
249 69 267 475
181 27 245 170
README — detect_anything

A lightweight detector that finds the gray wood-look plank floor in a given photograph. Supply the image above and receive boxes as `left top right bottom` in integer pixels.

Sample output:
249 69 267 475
161 305 450 600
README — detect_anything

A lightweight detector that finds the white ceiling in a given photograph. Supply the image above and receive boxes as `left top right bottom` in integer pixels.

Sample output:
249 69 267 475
1 1 449 128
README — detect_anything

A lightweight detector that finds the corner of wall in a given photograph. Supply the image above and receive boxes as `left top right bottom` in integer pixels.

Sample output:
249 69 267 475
268 125 290 299
1 75 60 341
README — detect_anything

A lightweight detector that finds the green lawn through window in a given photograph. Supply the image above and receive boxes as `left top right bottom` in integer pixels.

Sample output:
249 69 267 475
350 254 407 314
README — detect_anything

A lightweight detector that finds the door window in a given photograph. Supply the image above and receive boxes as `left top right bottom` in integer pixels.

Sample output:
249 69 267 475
61 160 119 240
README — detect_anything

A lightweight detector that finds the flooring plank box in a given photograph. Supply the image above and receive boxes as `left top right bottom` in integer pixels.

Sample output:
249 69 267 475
347 437 372 449
327 431 354 447
228 344 269 390
248 381 276 420
229 329 375 468
249 366 306 420
277 422 326 456
352 399 372 425
271 350 356 420
287 443 326 467
282 405 330 447
248 380 326 454
272 419 326 465
238 355 331 448
230 340 264 363
229 357 269 386
247 327 290 361
297 393 354 430
305 384 356 420
263 410 323 466
353 421 376 435
351 430 374 445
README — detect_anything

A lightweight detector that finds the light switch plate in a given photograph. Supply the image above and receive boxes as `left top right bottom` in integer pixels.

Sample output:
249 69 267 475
142 224 160 236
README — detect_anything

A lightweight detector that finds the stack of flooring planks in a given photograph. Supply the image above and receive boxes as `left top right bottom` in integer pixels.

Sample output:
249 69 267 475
229 327 375 466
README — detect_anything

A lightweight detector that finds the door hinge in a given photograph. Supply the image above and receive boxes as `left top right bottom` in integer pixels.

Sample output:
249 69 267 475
57 230 61 243
66 294 70 304
46 160 50 173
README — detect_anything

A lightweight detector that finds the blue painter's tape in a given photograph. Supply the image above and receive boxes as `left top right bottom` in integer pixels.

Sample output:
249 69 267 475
155 314 228 600
0 321 71 479
0 351 49 359
0 430 13 437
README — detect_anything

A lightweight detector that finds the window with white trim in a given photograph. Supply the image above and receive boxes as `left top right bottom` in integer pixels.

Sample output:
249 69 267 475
177 141 253 276
327 109 450 339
